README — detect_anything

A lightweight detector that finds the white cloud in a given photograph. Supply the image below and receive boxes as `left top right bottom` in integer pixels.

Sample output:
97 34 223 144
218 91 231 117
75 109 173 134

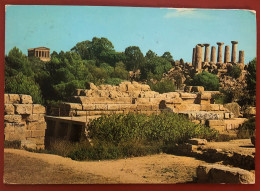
164 8 208 19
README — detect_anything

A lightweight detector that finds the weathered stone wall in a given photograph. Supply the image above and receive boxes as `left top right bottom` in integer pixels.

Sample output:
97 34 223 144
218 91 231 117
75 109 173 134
4 94 46 149
53 82 246 133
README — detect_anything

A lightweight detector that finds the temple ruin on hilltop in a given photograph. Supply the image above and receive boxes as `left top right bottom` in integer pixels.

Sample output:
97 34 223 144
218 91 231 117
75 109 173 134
28 47 51 62
165 41 247 90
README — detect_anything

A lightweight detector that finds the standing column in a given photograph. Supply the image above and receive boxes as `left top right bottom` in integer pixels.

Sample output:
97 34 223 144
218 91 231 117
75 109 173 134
224 45 230 63
192 47 196 66
217 42 224 63
211 46 216 63
231 41 238 63
239 50 244 64
204 44 210 62
195 44 204 69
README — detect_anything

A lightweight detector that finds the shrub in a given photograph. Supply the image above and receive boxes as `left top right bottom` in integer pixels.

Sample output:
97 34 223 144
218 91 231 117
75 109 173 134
191 71 219 91
4 140 21 149
148 80 176 93
237 117 255 139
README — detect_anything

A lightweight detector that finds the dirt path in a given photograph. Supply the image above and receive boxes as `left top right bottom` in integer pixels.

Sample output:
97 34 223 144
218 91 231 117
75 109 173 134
4 149 209 184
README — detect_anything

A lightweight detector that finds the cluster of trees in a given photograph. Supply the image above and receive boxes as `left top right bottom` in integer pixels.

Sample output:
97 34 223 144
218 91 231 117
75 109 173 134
5 37 174 104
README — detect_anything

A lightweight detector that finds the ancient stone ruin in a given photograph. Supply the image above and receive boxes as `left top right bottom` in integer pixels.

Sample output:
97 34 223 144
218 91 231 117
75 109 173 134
165 41 247 90
4 94 46 149
28 47 51 62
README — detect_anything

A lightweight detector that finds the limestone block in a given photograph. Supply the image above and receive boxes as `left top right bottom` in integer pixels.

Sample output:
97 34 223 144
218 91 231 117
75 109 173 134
76 111 87 116
27 114 45 122
149 98 163 104
181 99 196 104
165 92 180 98
4 94 9 104
197 164 255 184
118 82 128 92
165 97 183 104
200 100 210 104
136 104 153 110
188 138 207 145
154 93 168 99
8 94 21 104
27 137 45 145
208 120 225 126
97 90 110 97
31 130 45 138
27 121 46 130
90 82 98 90
115 97 133 104
82 104 96 110
141 84 151 91
4 115 22 123
4 123 16 132
180 93 197 99
14 104 33 115
25 130 32 138
128 91 141 98
5 124 26 141
109 91 121 99
200 104 211 111
210 104 220 111
200 92 212 100
20 94 33 104
224 113 230 119
4 104 15 114
95 104 108 110
135 98 150 104
21 140 36 150
33 104 46 114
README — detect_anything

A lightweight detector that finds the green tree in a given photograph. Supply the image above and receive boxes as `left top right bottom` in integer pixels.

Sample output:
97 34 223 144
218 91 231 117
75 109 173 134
125 46 145 71
192 71 219 91
162 51 174 63
246 58 256 95
5 73 43 104
148 79 176 93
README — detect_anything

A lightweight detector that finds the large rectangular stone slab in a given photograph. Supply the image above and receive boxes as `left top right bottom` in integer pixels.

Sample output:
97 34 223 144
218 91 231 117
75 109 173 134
33 104 46 114
20 94 33 104
180 93 197 99
4 115 22 123
27 121 46 130
27 114 45 122
14 104 33 115
31 130 46 138
208 120 225 126
4 104 15 114
8 94 21 104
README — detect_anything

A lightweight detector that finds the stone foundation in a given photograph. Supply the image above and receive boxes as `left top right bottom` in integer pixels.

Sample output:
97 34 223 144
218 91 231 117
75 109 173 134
4 94 46 149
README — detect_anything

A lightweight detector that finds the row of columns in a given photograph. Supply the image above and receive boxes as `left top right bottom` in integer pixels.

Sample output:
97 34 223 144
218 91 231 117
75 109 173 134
35 50 50 58
192 41 244 69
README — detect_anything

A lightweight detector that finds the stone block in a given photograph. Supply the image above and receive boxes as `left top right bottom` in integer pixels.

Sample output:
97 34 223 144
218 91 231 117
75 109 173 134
4 104 15 114
76 111 87 116
33 104 46 114
210 104 220 111
180 93 197 99
27 137 45 145
14 104 32 115
95 104 108 110
4 123 15 132
197 164 255 184
188 138 207 145
224 113 230 119
200 104 211 111
149 98 164 104
5 131 26 141
4 115 22 123
8 94 20 104
31 130 46 138
224 102 240 118
141 84 151 91
82 104 96 110
165 92 180 98
4 94 9 104
200 92 212 100
200 100 210 104
20 94 33 104
165 97 183 104
154 93 168 99
27 114 45 122
115 97 133 104
25 130 32 138
208 120 225 126
27 121 46 130
21 140 36 150
136 104 153 110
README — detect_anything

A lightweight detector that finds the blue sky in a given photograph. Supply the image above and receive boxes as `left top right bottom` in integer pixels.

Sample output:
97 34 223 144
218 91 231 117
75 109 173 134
5 5 256 64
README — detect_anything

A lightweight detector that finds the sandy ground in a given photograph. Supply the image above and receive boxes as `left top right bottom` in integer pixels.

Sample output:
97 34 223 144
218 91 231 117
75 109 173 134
4 149 208 184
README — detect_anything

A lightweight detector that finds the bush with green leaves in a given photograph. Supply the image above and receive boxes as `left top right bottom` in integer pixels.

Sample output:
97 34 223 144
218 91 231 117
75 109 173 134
237 117 255 139
66 112 218 161
191 71 219 91
148 80 176 94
